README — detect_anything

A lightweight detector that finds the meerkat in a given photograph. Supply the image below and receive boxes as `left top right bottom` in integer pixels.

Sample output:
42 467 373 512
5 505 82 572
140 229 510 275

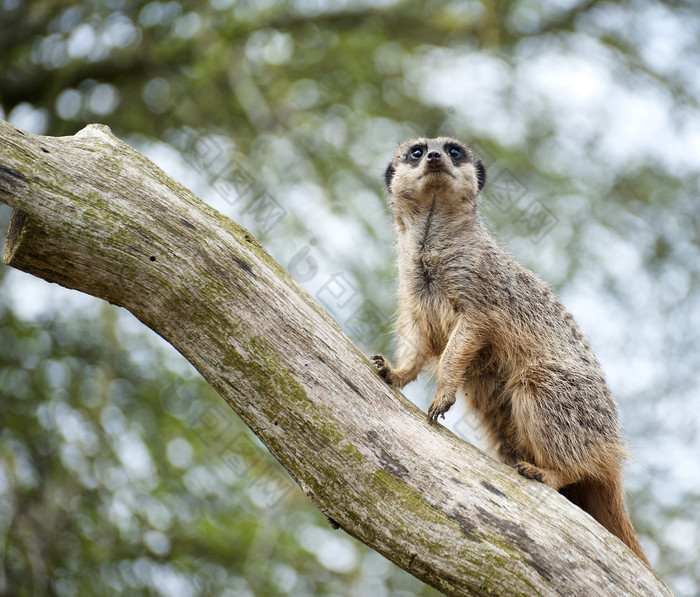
370 137 649 566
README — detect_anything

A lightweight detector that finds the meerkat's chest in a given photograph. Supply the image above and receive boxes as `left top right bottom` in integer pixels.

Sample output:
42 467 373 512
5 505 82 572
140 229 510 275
399 245 450 297
398 237 461 353
398 228 463 297
407 272 458 357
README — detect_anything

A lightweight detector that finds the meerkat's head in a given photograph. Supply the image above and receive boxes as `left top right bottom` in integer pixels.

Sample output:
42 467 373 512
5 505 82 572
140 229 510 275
384 137 486 212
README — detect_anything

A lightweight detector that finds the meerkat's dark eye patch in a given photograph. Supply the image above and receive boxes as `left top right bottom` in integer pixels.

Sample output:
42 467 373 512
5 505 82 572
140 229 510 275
408 144 426 161
445 143 467 162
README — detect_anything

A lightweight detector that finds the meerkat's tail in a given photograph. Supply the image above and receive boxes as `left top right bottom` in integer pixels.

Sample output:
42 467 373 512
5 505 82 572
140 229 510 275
560 478 650 567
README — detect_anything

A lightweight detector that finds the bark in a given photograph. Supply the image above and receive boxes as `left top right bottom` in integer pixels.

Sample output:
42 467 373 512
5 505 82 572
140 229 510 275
0 120 673 597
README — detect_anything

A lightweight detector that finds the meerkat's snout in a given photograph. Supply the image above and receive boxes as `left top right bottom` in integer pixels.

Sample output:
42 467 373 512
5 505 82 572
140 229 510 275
426 151 442 165
424 150 449 175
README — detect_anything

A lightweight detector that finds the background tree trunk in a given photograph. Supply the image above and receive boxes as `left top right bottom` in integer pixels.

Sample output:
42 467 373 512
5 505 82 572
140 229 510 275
0 120 673 597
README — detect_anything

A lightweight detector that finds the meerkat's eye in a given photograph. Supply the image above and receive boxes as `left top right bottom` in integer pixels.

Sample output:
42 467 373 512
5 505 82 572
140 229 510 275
409 147 423 160
448 146 462 159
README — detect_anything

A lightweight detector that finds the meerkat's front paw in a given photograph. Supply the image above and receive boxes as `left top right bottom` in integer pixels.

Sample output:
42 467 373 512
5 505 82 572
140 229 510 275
371 355 393 384
427 390 456 422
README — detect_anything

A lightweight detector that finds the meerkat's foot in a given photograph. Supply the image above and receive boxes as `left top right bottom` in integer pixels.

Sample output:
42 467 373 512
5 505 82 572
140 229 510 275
515 461 571 490
515 461 545 483
427 390 456 422
516 461 572 489
371 355 393 384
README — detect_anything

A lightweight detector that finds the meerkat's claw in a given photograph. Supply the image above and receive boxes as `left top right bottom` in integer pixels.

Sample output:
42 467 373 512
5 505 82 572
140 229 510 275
515 461 545 483
428 392 455 423
427 405 443 423
370 355 393 383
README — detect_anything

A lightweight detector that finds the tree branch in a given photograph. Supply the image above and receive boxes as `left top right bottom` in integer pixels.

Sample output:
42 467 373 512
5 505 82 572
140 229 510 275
0 120 673 596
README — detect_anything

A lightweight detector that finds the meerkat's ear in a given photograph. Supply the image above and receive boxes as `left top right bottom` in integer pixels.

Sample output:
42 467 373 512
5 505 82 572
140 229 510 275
475 158 486 191
384 162 396 191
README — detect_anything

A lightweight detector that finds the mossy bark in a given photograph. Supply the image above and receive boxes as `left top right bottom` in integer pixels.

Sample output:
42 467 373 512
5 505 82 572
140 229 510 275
0 120 674 597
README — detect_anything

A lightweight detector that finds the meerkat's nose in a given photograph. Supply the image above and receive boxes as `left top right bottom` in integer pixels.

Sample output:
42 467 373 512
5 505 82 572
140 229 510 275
426 151 442 164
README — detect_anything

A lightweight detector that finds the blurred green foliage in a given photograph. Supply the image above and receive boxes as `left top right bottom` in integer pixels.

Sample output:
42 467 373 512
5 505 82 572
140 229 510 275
2 0 700 595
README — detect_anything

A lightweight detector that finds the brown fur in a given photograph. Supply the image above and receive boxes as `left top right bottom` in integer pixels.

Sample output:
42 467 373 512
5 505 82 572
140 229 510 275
371 137 649 566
